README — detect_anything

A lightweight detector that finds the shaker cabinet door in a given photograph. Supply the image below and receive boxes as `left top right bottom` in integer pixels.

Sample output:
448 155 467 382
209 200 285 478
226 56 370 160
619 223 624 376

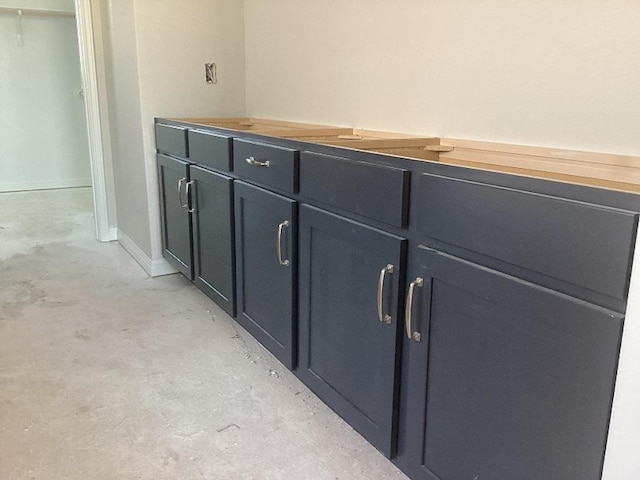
157 154 193 279
234 181 297 369
396 246 623 480
191 166 235 316
297 205 406 457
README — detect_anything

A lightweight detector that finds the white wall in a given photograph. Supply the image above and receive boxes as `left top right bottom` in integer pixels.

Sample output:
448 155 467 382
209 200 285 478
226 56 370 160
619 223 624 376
0 2 91 192
244 0 640 156
102 0 246 274
604 237 640 478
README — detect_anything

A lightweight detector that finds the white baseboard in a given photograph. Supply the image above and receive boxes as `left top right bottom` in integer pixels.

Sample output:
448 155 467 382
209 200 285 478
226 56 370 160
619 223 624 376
150 257 180 277
0 177 92 193
117 229 178 277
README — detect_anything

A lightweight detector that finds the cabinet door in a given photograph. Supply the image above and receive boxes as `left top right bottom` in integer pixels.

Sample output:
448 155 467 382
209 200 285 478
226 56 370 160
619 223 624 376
234 181 297 369
191 166 235 316
396 246 623 480
157 154 193 279
297 205 406 457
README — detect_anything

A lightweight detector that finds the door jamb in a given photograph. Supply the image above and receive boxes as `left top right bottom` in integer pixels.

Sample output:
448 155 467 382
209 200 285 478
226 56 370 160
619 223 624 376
74 0 115 242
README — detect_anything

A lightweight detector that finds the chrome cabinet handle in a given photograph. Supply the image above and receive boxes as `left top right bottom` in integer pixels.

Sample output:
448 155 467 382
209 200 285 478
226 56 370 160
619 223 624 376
246 156 270 167
277 220 290 266
177 177 188 208
185 181 195 213
405 277 424 341
377 264 394 324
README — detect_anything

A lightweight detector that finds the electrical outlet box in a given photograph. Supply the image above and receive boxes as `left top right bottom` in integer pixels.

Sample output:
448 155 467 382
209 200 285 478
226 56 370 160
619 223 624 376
205 63 217 84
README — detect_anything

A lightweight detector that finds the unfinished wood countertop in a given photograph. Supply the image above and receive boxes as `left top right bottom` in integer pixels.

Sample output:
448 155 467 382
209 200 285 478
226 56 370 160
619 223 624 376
175 117 640 194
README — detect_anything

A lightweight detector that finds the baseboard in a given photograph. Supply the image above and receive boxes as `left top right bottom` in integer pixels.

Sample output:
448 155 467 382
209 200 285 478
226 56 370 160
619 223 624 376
150 257 179 277
108 227 118 242
0 177 92 193
117 229 178 277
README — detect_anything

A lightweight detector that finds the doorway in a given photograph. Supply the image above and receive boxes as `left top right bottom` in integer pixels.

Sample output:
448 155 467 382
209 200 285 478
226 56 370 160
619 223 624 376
0 1 112 242
0 6 90 192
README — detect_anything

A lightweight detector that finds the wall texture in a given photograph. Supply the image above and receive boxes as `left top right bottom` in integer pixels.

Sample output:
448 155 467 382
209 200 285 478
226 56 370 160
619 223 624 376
244 0 640 156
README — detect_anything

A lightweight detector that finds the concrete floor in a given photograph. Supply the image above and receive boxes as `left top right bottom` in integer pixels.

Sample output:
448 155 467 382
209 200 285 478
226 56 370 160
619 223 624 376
0 188 409 480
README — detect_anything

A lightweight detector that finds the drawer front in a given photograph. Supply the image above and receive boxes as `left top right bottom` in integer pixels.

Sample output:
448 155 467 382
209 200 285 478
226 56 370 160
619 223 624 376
155 123 188 158
233 139 298 193
188 129 233 171
415 173 638 301
300 152 410 228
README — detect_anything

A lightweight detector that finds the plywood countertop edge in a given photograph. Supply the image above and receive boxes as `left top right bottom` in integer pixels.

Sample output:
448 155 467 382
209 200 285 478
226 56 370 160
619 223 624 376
166 117 640 194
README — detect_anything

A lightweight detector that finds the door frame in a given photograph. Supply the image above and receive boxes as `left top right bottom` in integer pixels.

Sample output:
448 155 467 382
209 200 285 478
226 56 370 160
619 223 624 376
74 0 115 242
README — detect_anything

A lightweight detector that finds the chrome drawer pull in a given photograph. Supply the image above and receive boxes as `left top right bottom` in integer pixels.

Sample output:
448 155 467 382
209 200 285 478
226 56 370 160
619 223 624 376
377 264 394 324
277 220 290 267
405 277 423 341
246 156 270 167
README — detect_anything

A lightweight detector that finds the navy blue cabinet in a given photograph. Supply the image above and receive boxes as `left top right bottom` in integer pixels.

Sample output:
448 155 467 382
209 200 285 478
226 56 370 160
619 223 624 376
155 119 639 480
297 205 406 457
157 153 193 279
234 181 297 369
190 166 236 316
395 246 624 480
156 123 236 317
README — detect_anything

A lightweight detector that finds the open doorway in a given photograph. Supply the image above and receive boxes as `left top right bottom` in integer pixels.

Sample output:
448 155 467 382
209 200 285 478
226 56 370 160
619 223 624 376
0 5 90 192
0 0 113 243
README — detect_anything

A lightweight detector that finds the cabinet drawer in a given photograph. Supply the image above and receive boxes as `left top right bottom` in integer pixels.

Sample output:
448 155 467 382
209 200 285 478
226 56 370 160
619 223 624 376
300 152 410 228
233 139 298 193
188 130 233 171
414 173 638 300
155 123 188 158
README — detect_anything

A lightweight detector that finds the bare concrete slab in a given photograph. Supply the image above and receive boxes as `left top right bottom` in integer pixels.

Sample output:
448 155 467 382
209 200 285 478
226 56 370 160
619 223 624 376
0 187 408 480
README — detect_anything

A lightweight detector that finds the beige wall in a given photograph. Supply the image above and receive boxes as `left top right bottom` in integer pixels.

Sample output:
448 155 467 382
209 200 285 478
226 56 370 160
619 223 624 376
101 0 246 273
244 0 640 156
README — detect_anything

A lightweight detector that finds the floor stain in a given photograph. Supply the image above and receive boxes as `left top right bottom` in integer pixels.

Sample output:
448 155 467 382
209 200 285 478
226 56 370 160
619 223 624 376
73 330 91 341
163 447 180 466
0 280 47 317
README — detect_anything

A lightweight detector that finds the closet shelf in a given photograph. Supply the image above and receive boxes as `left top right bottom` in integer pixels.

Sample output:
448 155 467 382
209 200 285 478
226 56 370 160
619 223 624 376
0 6 74 18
